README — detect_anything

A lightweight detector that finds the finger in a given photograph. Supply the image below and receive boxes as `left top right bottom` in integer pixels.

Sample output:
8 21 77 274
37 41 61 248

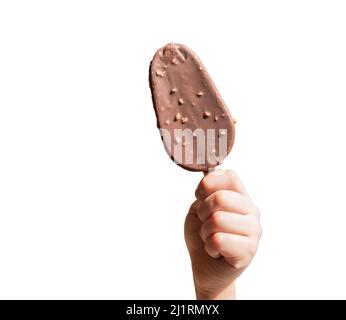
199 211 261 242
204 233 222 258
185 201 204 253
195 169 248 200
205 233 256 270
197 190 259 222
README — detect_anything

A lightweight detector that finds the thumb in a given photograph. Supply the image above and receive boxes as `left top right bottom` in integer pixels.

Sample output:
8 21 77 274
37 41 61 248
184 200 204 253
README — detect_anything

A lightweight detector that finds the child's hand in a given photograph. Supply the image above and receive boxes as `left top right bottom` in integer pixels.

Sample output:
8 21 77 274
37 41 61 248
184 169 262 300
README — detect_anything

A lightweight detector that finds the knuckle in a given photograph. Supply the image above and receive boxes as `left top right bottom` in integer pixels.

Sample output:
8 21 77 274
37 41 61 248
210 233 223 252
198 178 209 195
246 202 260 218
232 258 248 271
226 169 238 180
199 199 213 222
196 210 202 221
247 240 258 257
213 190 227 207
199 224 206 241
210 211 225 229
248 216 263 238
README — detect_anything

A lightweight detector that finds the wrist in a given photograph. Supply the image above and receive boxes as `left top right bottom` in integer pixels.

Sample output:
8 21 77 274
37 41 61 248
195 282 236 300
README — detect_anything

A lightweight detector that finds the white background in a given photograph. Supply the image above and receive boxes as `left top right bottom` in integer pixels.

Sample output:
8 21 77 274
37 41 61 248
1 0 346 299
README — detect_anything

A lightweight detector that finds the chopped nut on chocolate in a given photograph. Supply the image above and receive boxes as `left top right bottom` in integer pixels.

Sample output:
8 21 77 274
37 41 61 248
203 111 211 119
174 112 182 121
181 117 188 124
156 70 164 77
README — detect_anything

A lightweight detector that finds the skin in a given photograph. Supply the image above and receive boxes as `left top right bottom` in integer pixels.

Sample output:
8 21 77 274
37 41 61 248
184 169 262 299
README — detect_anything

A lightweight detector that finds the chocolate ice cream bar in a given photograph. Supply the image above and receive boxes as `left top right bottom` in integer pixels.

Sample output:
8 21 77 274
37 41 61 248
149 43 235 172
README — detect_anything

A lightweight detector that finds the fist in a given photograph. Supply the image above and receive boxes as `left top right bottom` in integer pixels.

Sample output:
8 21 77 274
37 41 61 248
184 170 262 300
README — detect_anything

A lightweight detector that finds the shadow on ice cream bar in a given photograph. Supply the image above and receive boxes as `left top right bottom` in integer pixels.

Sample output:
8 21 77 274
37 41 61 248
149 43 236 173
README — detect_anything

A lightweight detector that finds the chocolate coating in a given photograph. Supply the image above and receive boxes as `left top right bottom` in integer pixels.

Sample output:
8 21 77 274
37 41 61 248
149 43 235 172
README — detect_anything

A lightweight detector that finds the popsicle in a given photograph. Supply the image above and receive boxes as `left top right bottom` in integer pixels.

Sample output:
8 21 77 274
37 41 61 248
149 43 235 172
